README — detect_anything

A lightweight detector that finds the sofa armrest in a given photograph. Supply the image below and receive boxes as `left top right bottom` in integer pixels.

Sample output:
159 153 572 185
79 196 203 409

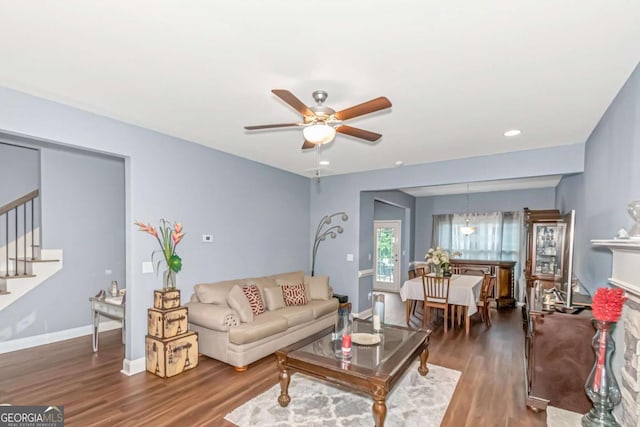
185 302 239 332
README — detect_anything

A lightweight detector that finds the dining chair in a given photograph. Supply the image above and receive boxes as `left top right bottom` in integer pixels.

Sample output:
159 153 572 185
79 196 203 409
408 269 416 279
476 274 496 327
451 265 463 275
414 266 425 277
421 275 451 332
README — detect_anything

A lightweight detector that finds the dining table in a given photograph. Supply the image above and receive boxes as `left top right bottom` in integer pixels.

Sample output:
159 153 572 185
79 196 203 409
400 274 484 334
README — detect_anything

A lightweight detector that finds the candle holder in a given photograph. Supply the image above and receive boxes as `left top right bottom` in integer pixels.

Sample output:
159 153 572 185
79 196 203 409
583 320 621 427
583 287 626 427
373 294 385 333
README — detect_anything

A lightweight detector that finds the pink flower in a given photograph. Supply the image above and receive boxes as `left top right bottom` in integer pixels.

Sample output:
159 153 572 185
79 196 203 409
172 231 184 246
174 223 183 234
135 221 158 237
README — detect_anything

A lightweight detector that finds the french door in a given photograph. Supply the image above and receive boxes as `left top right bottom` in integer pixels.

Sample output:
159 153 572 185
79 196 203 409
373 220 402 292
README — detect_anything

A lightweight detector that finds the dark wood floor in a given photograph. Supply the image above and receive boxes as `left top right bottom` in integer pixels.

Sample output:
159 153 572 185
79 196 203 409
0 307 547 427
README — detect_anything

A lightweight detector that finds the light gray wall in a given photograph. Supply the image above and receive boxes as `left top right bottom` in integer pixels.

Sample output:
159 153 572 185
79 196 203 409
555 62 640 294
0 142 39 204
414 187 557 259
0 143 126 340
374 200 403 221
0 87 310 361
311 143 585 311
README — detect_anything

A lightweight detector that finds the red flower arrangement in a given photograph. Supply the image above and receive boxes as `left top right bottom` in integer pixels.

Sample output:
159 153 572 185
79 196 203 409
592 287 626 322
591 287 626 391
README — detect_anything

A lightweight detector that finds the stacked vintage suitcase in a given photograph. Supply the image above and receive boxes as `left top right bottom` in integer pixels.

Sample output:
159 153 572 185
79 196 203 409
145 289 199 378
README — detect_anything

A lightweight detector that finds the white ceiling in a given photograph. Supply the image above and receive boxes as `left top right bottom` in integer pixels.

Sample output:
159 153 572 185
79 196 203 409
0 2 639 177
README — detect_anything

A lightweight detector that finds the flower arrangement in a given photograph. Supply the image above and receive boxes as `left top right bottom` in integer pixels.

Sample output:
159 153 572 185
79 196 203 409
135 219 184 288
424 247 462 275
592 287 625 322
424 247 461 266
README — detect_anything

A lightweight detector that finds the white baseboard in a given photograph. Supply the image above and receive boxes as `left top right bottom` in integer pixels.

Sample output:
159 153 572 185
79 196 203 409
121 357 146 376
353 307 372 319
0 320 121 354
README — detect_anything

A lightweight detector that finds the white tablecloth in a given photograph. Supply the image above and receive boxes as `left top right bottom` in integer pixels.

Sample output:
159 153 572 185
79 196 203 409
400 274 483 316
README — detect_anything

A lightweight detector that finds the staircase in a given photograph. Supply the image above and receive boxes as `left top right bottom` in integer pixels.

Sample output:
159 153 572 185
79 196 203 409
0 190 63 311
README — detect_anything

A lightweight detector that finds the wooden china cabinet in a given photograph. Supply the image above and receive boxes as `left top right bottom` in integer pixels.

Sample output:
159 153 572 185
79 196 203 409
523 208 564 289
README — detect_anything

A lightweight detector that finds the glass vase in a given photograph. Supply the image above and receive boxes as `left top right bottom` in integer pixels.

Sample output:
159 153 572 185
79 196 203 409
434 264 443 277
582 319 621 427
334 309 353 339
163 269 177 290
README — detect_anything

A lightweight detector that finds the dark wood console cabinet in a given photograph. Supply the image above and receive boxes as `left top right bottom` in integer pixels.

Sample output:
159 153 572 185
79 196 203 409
523 288 594 413
450 259 516 308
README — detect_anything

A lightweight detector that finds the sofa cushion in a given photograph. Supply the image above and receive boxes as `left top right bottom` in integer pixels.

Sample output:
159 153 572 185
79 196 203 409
195 279 244 304
269 270 304 284
228 311 288 345
307 298 339 319
304 275 330 300
242 284 265 315
227 285 254 323
279 281 309 306
274 306 315 327
264 286 286 311
187 302 239 331
246 277 277 302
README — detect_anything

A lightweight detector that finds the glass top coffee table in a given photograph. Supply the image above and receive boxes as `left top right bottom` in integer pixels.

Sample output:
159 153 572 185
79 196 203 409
275 319 431 427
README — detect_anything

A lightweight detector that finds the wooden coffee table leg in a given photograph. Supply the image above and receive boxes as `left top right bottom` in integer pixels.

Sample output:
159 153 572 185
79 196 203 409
405 300 411 326
418 348 429 376
276 355 291 407
370 385 387 427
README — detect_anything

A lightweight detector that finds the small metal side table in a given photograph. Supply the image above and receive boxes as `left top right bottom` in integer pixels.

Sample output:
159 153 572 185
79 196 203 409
89 297 125 352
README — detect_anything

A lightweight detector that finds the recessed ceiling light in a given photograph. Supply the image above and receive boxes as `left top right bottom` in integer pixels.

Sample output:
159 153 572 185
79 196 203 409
395 161 404 167
319 160 330 166
504 129 522 137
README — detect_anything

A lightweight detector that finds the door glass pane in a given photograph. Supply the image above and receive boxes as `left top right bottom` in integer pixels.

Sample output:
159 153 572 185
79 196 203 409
376 227 395 283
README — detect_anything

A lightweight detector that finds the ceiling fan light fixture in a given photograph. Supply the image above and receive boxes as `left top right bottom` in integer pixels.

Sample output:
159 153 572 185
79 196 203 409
303 123 336 145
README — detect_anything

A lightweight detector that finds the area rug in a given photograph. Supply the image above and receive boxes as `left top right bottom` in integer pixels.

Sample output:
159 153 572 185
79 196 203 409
546 406 583 427
225 362 460 427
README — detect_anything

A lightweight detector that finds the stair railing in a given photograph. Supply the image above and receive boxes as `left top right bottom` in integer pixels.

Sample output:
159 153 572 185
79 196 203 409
0 190 39 277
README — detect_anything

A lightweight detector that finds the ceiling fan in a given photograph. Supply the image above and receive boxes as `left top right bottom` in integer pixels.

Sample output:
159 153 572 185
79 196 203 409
244 89 392 150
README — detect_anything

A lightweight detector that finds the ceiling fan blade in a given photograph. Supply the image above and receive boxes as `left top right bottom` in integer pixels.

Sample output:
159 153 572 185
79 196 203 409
272 89 314 117
244 123 300 130
336 125 382 142
301 140 316 150
334 97 392 121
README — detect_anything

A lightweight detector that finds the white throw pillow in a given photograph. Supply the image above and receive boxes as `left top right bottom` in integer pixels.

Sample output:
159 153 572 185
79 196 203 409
304 275 330 300
226 284 254 323
264 286 286 311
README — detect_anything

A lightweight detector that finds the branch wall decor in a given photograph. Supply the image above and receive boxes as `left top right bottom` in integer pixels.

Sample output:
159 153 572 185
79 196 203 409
311 212 348 276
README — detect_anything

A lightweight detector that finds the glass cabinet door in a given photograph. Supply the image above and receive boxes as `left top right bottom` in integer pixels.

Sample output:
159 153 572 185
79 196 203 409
531 223 565 278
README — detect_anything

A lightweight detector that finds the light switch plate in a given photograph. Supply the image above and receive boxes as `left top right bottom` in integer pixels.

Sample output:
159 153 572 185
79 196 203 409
202 234 213 243
142 261 154 274
346 254 354 262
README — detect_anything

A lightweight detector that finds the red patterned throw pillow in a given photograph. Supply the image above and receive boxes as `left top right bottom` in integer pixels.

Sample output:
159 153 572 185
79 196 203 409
281 282 309 306
242 284 265 315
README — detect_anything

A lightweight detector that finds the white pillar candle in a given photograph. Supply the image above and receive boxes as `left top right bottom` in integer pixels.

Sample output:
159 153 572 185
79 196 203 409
373 314 381 330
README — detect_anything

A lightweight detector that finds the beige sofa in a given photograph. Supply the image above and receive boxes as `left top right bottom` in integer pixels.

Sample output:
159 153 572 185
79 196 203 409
186 270 338 371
